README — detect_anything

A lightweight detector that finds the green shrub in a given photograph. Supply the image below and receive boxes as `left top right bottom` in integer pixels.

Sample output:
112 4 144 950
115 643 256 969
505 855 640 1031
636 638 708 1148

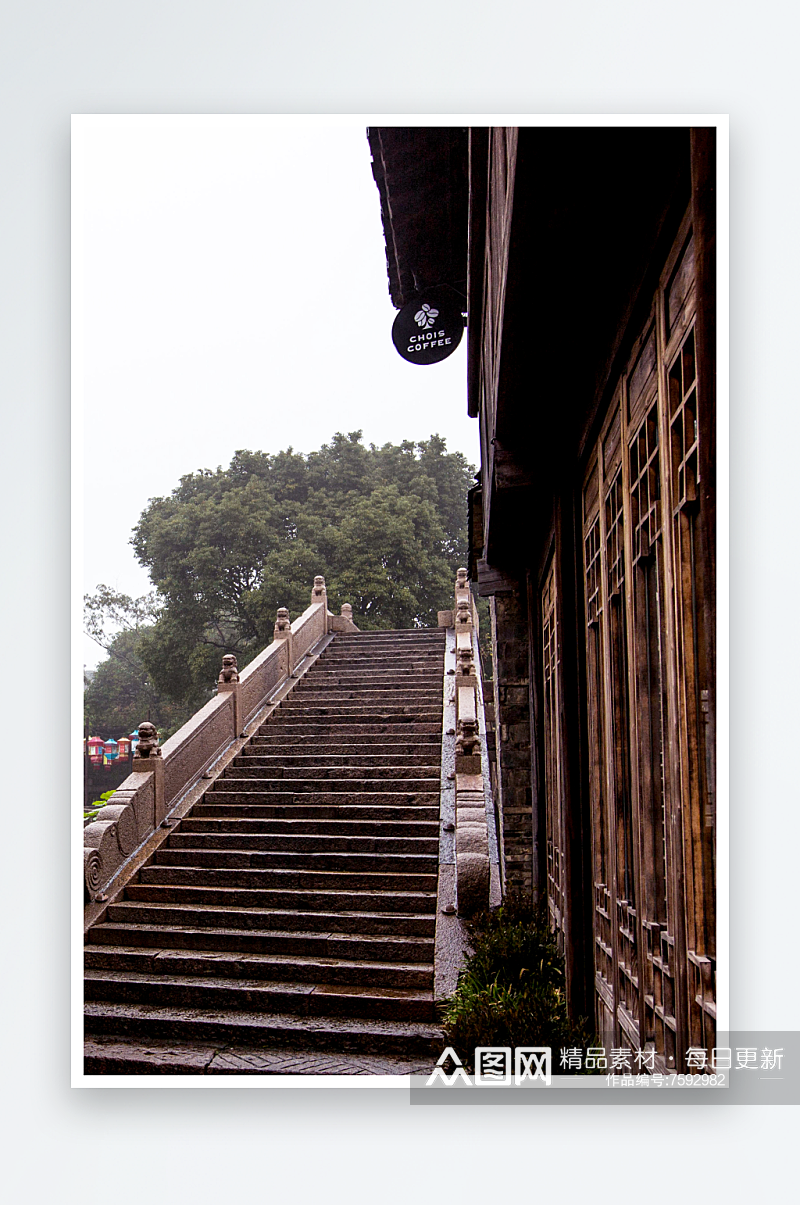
84 789 115 822
441 896 598 1071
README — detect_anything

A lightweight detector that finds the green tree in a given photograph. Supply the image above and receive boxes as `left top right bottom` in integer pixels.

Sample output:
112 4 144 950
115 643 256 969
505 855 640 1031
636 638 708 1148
83 587 193 738
128 432 474 708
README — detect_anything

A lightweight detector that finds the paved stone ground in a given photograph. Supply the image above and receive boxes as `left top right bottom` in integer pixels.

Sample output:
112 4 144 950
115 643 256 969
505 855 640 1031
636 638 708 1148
85 1035 434 1075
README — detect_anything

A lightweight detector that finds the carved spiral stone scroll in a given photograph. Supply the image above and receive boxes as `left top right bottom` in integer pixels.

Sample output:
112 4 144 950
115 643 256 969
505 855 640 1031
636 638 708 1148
84 847 103 901
100 803 138 855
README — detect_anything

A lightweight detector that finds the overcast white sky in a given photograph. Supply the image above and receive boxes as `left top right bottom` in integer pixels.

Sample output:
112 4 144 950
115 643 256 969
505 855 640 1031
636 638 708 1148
76 116 478 667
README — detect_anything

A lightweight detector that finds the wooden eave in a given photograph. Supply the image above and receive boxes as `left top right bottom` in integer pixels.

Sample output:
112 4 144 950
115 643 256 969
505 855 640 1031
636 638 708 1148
477 128 692 572
367 127 468 311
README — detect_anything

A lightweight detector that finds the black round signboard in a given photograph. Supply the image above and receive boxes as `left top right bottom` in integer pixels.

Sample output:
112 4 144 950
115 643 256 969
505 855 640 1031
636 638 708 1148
391 293 464 365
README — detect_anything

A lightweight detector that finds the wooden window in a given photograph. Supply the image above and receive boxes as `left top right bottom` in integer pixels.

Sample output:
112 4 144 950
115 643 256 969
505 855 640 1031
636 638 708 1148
666 234 696 341
578 215 714 1067
668 325 716 1055
583 467 614 1028
604 463 639 1044
541 560 567 953
628 394 675 1065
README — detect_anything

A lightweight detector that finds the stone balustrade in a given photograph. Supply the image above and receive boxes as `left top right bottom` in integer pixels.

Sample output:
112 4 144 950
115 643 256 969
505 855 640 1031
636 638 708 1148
450 568 491 916
83 576 358 904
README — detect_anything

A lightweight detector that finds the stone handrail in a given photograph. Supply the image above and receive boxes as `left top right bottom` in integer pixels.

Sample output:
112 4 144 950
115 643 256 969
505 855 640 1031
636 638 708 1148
451 568 490 915
83 576 358 904
238 638 290 729
291 600 328 664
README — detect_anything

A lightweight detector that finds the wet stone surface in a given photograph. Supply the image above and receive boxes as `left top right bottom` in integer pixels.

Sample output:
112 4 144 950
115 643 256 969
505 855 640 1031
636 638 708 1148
85 630 449 1076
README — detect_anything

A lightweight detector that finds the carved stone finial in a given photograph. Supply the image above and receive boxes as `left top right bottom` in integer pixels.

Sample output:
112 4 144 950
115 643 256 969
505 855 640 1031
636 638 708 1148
457 645 475 676
456 598 472 626
455 717 479 756
340 603 353 619
311 575 327 605
456 567 468 589
218 654 239 684
274 607 291 635
135 721 161 758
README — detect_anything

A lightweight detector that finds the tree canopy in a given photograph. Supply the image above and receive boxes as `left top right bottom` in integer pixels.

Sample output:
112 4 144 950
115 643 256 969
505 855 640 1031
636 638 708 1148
83 587 194 739
86 432 474 730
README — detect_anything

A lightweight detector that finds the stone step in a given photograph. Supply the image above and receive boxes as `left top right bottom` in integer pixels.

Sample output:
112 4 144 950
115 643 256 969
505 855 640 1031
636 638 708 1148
224 765 439 781
216 784 441 803
227 758 439 775
326 635 443 644
153 846 437 871
139 864 438 891
305 672 441 683
256 722 442 737
234 751 440 767
314 672 441 680
218 771 441 789
83 1035 436 1075
294 679 442 690
194 797 441 818
306 660 442 672
115 895 437 929
273 700 441 714
85 943 433 988
318 646 441 653
285 692 442 705
240 752 441 766
295 673 443 685
85 969 435 1022
88 921 434 960
286 700 442 712
250 733 442 748
165 832 439 855
180 817 438 837
84 1002 444 1057
332 632 444 641
287 692 440 703
318 643 442 654
327 637 443 647
297 671 442 682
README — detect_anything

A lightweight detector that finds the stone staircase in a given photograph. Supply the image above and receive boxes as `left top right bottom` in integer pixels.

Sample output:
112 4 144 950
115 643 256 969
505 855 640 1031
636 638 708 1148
84 628 448 1075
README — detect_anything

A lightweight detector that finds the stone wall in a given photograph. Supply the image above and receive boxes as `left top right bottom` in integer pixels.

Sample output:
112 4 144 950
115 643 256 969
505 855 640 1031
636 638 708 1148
489 586 533 901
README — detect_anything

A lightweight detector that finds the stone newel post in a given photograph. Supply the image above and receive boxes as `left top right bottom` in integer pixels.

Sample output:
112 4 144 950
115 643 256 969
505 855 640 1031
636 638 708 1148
131 720 165 826
311 575 329 634
451 568 490 916
216 653 241 736
273 606 294 672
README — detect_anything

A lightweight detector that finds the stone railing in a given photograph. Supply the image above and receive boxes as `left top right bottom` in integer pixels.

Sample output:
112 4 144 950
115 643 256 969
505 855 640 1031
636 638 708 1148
439 568 491 916
83 576 358 904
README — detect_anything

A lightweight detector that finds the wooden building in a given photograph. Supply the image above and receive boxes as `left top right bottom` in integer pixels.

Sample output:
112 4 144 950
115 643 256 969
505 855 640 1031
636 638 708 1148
368 126 717 1070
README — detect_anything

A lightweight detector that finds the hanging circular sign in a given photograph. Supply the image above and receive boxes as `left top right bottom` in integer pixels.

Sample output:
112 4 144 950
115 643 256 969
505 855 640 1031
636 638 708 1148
391 294 464 365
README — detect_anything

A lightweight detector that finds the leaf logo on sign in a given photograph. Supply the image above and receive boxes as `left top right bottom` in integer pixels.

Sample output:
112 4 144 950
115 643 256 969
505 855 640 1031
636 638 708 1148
414 304 439 329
